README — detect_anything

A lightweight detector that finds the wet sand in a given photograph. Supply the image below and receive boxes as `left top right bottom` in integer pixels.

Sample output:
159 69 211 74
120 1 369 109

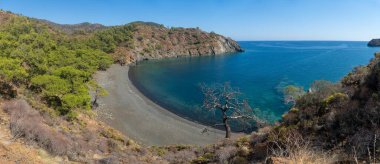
94 64 224 146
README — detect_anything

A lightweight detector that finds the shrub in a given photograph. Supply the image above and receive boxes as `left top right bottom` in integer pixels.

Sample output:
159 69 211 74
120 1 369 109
283 85 305 104
268 130 337 164
2 100 73 156
216 146 237 163
323 93 348 105
161 147 197 163
191 152 215 164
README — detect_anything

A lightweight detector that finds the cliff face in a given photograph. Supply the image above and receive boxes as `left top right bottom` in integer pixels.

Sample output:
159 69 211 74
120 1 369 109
368 39 380 47
112 22 243 64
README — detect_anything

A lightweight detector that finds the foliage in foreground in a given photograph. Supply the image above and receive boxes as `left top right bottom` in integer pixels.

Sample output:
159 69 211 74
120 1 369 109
269 53 380 162
1 99 167 163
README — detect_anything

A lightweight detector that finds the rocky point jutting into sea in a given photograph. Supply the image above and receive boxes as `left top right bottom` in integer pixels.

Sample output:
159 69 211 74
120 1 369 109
112 22 244 64
368 38 380 47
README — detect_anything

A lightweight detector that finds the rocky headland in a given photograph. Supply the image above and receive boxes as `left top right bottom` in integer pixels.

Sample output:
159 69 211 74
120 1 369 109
368 38 380 47
40 19 244 64
111 22 244 64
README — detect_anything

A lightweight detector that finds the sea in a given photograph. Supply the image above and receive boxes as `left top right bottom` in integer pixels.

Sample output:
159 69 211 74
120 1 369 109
129 41 380 131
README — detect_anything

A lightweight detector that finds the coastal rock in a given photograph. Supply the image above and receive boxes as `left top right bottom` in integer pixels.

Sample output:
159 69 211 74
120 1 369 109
115 22 244 64
368 39 380 47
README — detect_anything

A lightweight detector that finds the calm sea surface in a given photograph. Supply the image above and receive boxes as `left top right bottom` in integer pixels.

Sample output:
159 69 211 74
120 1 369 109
129 41 380 129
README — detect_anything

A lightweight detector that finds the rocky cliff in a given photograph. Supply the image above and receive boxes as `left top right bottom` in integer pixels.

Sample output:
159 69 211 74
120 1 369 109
368 39 380 47
109 22 244 64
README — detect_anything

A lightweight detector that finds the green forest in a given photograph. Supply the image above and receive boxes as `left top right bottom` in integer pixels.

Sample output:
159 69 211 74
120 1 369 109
0 12 134 118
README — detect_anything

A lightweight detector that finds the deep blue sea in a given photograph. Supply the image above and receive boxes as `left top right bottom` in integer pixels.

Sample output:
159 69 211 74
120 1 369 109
129 41 380 129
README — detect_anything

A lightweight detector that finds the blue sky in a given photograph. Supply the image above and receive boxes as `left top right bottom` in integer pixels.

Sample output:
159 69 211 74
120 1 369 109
1 0 380 41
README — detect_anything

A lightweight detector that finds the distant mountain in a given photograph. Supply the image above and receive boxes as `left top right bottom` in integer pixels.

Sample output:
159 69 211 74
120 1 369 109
368 39 380 47
37 19 107 35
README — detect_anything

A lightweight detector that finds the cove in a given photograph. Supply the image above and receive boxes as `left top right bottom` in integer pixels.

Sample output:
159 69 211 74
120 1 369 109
129 41 380 130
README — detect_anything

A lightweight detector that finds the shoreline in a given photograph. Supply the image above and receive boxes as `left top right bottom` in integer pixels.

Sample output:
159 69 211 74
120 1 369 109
128 63 224 129
94 64 224 146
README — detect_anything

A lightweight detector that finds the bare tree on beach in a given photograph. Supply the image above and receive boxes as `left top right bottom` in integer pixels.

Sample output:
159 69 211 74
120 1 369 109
89 80 108 109
201 82 265 138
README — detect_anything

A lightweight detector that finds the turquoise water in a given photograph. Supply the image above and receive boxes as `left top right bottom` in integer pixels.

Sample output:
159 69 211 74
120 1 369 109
129 41 380 131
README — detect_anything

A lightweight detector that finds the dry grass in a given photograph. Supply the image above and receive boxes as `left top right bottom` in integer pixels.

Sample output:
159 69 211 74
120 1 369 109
267 130 337 164
0 100 63 163
215 145 238 163
3 100 73 156
1 99 170 163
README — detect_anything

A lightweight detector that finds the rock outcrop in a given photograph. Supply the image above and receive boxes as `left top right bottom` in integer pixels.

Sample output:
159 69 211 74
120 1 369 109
112 22 244 64
368 39 380 47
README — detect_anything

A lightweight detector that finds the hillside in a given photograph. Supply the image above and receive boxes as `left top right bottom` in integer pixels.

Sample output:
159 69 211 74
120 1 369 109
0 10 245 163
37 19 244 65
42 20 244 63
244 52 380 163
0 10 242 114
111 22 243 64
368 39 380 47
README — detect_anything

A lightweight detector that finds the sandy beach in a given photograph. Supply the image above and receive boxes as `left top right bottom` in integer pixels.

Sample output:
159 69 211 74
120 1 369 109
94 64 224 146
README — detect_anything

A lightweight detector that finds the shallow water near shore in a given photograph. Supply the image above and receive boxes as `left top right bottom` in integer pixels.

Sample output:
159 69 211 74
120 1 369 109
129 41 380 129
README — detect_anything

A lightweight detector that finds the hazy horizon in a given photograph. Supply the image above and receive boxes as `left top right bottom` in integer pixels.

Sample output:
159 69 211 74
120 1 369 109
1 0 380 41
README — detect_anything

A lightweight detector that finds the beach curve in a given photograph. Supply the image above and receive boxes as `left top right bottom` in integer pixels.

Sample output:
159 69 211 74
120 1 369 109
94 64 224 146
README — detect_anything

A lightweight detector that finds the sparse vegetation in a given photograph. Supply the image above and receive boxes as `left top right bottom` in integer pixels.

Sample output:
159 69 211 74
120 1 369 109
267 130 337 164
3 100 74 156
